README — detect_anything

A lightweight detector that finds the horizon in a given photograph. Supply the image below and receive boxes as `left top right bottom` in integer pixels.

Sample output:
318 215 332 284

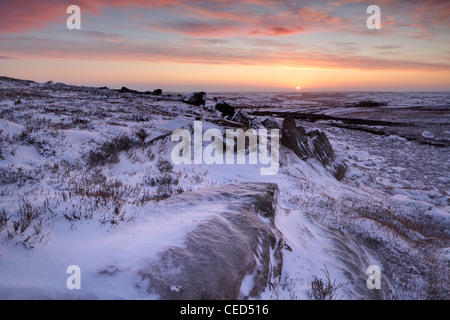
3 74 450 94
0 1 449 91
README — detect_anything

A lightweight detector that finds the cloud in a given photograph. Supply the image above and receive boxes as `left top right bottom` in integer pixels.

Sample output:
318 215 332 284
0 0 352 36
367 0 449 35
2 0 446 40
1 0 449 75
250 26 305 36
375 45 402 50
0 0 65 34
0 0 447 33
152 20 241 37
1 34 449 73
0 0 174 34
0 0 340 44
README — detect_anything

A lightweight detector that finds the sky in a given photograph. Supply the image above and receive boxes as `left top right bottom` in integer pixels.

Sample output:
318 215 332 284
0 0 449 92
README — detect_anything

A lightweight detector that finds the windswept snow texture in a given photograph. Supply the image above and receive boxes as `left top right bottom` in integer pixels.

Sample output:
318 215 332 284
0 77 449 300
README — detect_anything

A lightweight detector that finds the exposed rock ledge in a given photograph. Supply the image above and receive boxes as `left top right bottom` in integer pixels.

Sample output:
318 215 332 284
139 182 284 300
281 116 348 180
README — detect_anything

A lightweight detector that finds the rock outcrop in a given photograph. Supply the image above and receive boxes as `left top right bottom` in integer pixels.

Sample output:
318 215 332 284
261 116 281 130
213 97 235 118
116 87 163 96
139 182 284 300
117 86 139 94
348 100 387 108
281 116 347 180
231 109 250 125
184 92 207 106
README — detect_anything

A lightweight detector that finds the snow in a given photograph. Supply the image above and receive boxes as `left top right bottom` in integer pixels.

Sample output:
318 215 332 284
0 80 448 300
0 119 24 138
0 193 238 299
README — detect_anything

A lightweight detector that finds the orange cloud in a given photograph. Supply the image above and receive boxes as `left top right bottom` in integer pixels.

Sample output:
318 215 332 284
1 33 449 73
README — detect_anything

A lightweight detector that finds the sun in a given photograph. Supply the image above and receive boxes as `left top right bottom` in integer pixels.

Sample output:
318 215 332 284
296 86 301 90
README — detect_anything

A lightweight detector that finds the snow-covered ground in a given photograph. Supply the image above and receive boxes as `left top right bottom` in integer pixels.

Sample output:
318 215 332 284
0 77 448 300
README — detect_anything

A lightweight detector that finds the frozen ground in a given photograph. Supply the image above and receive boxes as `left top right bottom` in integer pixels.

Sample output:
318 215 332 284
0 77 448 300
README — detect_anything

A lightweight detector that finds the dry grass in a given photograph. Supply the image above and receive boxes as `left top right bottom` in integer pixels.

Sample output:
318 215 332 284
307 265 344 300
84 135 138 167
5 199 53 250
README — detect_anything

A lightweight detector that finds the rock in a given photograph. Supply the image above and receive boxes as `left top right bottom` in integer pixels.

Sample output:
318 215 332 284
351 101 387 108
261 116 281 129
422 131 434 139
281 116 347 180
230 110 265 128
117 86 139 94
231 110 250 125
184 92 207 106
213 97 235 118
116 87 162 95
249 117 264 129
281 116 310 159
139 182 284 300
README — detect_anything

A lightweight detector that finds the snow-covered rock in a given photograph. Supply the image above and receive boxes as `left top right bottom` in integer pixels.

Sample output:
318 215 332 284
281 116 348 180
139 182 284 300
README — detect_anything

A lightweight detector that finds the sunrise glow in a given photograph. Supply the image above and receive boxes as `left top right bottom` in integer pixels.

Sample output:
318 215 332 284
0 0 449 91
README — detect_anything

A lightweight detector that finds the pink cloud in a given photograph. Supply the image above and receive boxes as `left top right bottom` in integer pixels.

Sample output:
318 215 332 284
0 0 346 37
1 0 448 37
250 26 305 36
0 0 66 33
0 0 176 34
